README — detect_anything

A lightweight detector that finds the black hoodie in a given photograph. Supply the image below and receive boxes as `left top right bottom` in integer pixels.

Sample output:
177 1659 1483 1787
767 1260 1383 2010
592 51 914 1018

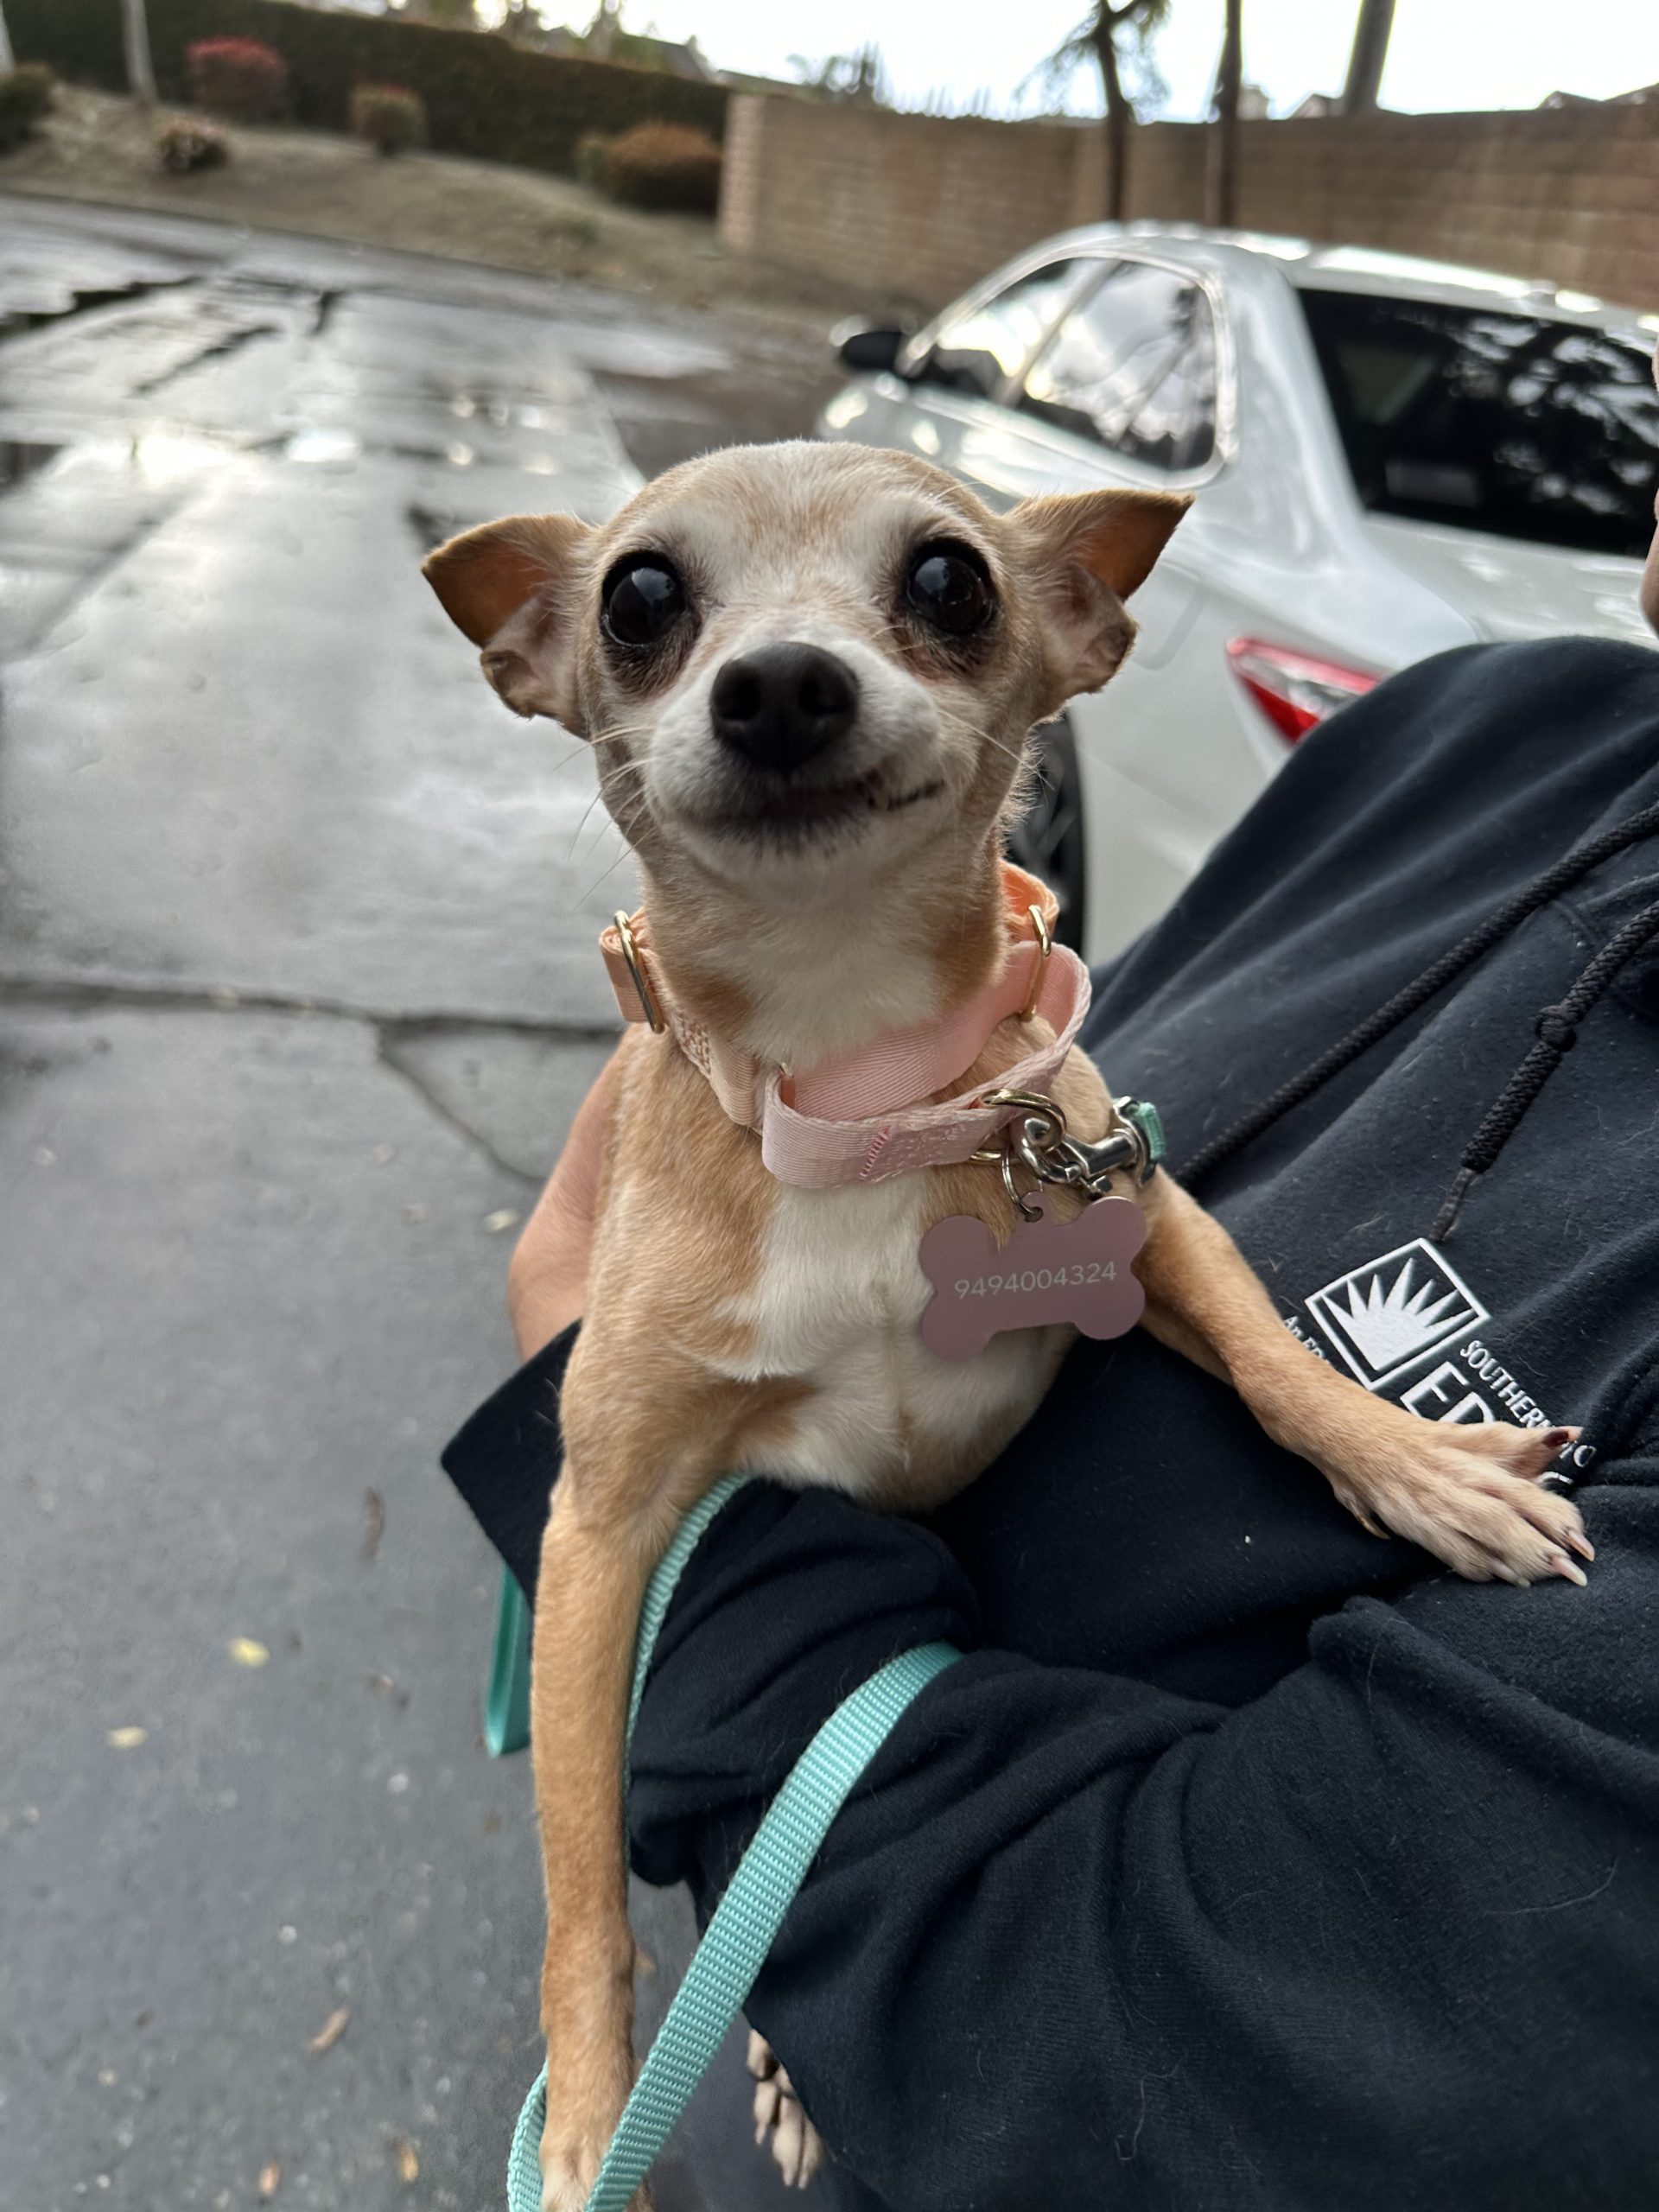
445 640 1659 2212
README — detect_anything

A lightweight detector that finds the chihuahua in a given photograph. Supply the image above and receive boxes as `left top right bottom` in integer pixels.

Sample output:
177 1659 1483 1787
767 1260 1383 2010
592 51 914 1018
425 442 1589 2209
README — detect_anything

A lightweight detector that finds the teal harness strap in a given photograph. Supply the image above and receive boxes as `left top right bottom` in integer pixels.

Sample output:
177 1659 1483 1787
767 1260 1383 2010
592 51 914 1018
505 1476 961 2211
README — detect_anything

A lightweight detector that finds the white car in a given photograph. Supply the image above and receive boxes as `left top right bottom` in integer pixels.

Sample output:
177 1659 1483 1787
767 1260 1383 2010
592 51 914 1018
818 226 1659 961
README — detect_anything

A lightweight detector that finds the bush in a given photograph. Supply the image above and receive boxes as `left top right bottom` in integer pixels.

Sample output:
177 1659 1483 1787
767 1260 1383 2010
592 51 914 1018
350 81 425 156
186 35 287 122
5 0 727 177
157 113 229 171
0 61 56 151
600 120 721 213
573 128 613 189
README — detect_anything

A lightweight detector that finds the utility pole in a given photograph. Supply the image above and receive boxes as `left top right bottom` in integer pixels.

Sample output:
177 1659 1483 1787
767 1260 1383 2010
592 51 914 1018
0 5 16 74
1205 0 1243 228
122 0 158 106
1340 0 1395 114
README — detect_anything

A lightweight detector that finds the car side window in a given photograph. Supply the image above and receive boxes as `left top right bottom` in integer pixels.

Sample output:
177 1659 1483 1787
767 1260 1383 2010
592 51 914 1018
918 260 1098 404
1020 261 1218 472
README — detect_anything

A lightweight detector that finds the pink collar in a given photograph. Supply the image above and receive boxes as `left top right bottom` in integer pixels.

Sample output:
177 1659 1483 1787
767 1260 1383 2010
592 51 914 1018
598 864 1092 1190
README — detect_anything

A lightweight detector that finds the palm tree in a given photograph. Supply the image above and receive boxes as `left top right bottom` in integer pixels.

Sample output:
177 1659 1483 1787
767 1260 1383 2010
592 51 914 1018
1037 2 1173 223
1340 0 1395 113
123 0 157 105
1205 0 1243 227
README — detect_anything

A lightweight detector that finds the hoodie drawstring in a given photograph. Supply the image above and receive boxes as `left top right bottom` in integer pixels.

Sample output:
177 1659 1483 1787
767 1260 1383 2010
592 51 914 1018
1427 892 1659 1241
1179 797 1659 1235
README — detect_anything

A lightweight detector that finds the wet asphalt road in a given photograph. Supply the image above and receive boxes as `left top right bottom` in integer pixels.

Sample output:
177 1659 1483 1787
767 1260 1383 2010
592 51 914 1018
0 195 838 2212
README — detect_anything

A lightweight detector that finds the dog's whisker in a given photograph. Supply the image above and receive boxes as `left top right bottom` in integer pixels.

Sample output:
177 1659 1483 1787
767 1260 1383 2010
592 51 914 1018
579 840 644 904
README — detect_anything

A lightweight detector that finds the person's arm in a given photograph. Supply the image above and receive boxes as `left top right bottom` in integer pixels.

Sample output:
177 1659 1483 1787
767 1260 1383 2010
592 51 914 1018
616 1467 1657 2211
442 1068 1657 2207
446 1328 1657 2210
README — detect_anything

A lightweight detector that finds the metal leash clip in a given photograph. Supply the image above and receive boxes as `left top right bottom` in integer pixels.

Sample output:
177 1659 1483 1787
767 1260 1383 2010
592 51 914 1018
975 1088 1166 1219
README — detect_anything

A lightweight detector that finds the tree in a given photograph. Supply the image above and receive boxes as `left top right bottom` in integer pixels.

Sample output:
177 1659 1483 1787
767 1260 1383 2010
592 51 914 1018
1036 3 1173 223
123 0 157 105
406 0 480 25
1340 0 1395 114
0 4 15 74
1205 0 1243 228
788 44 887 105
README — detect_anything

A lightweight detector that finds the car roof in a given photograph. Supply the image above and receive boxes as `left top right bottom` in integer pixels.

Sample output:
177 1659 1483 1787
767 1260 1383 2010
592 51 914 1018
1037 221 1659 341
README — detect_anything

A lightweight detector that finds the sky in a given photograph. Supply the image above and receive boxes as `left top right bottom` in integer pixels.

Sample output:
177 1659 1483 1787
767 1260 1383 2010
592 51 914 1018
561 0 1659 120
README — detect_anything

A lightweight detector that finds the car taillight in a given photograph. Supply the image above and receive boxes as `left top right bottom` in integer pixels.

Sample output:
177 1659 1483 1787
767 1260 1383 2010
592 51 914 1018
1226 637 1379 744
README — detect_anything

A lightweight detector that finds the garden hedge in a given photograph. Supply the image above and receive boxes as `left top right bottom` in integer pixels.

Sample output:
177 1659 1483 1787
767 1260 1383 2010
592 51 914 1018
9 0 727 175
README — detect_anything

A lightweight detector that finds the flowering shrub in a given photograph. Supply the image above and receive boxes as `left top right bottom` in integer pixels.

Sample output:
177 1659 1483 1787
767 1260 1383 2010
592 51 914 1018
349 83 428 157
186 38 288 124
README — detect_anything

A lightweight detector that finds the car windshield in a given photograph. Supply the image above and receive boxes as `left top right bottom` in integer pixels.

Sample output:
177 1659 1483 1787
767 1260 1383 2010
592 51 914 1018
1298 289 1659 557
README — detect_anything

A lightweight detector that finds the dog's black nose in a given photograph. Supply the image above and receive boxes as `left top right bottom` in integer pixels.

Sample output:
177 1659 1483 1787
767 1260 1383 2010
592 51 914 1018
709 643 858 772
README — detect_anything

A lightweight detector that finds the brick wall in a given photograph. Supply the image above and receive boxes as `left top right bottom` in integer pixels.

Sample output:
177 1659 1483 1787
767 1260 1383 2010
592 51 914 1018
720 96 1659 314
721 95 1086 308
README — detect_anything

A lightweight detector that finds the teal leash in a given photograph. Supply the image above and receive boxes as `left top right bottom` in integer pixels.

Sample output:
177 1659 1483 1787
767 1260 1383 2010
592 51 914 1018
505 1474 961 2210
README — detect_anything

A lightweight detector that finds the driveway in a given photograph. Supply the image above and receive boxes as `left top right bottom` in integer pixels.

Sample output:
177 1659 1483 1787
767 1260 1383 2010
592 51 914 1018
0 194 832 2212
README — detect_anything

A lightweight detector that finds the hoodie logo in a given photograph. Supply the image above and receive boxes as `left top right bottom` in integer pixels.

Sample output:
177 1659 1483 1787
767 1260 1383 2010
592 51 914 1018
1305 1241 1490 1391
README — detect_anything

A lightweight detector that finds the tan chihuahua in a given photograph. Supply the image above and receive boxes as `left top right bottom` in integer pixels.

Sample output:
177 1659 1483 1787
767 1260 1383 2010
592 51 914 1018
425 442 1589 2209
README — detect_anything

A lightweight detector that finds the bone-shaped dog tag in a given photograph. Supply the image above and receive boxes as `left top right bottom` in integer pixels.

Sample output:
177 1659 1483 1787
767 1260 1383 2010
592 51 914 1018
918 1192 1147 1362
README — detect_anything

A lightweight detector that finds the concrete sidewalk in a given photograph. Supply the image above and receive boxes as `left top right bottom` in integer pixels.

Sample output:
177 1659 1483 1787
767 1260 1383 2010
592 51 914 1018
0 195 829 2212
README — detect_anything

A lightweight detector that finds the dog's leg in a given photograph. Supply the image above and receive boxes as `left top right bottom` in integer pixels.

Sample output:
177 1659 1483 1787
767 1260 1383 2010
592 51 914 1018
532 1473 663 2212
1136 1173 1591 1584
748 2031 825 2190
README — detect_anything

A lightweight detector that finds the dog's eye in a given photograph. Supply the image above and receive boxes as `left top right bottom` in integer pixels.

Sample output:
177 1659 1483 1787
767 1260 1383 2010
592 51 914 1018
602 558 685 648
905 542 995 637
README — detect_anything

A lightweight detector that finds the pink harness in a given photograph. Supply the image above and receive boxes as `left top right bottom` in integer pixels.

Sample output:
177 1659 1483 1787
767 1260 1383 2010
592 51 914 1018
598 864 1092 1192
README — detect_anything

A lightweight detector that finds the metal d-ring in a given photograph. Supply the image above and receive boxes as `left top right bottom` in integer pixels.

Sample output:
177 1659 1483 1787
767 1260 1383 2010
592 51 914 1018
613 909 666 1034
1019 903 1053 1022
970 1087 1067 1166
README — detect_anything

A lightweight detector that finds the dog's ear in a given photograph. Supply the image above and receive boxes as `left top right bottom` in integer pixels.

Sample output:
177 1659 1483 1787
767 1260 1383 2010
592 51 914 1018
1009 488 1192 703
423 513 594 726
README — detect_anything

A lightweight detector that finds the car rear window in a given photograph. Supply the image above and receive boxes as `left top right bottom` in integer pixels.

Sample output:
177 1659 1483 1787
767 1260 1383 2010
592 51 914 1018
1298 289 1659 557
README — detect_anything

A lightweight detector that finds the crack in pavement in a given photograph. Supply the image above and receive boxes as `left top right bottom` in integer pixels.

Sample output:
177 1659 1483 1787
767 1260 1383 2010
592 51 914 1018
372 1031 543 1188
130 315 284 397
0 972 619 1187
0 272 198 344
0 971 615 1041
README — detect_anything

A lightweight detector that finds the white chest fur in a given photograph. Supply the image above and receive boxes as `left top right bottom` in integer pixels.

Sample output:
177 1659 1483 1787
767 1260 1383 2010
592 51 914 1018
715 1177 1065 1498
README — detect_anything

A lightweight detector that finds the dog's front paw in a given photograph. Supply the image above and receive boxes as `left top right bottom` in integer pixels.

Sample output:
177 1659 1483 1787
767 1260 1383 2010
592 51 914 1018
748 2031 824 2190
538 2048 650 2212
1329 1414 1592 1586
539 2128 651 2212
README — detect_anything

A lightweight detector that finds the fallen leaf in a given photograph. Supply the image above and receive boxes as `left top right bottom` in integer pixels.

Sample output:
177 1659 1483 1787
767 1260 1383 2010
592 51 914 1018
308 2005 350 2054
257 2158 281 2200
393 2135 420 2183
483 1208 521 1236
362 1489 385 1564
107 1726 147 1750
229 1637 270 1669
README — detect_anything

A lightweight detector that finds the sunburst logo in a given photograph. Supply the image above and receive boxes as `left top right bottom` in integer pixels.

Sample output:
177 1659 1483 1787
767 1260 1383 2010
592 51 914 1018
1306 1241 1489 1390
